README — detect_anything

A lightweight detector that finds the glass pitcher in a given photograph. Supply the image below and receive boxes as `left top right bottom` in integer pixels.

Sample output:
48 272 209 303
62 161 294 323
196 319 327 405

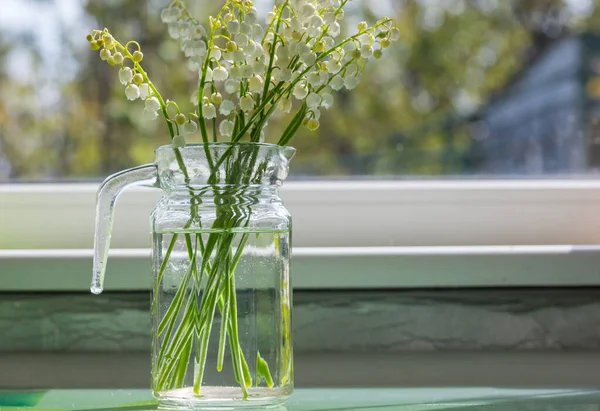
92 143 295 408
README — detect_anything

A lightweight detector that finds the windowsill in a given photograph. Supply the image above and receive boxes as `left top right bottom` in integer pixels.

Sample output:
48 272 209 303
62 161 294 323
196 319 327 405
2 246 600 291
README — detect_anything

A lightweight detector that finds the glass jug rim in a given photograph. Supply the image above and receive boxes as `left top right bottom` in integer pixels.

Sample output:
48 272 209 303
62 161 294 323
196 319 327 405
155 142 296 154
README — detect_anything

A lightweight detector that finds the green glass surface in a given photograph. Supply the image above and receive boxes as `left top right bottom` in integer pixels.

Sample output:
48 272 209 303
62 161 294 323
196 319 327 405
1 388 600 411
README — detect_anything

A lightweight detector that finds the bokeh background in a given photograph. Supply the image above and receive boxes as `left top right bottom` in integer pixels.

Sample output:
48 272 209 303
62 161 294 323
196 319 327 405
1 0 600 179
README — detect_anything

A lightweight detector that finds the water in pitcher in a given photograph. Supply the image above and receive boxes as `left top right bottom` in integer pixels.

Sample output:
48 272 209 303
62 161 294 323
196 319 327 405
151 228 293 406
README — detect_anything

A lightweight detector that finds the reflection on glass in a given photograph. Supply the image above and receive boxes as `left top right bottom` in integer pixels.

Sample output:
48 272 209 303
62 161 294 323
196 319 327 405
1 0 600 179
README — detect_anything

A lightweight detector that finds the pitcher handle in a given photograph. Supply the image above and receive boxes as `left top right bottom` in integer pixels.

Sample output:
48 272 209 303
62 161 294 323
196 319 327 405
92 164 158 295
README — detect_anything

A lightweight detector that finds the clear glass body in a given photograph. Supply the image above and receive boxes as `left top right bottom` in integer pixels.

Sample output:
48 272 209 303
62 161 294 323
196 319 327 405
149 144 294 408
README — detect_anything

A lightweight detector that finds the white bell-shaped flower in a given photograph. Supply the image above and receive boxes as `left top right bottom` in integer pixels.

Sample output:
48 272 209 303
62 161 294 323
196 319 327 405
277 45 291 59
241 64 254 79
139 83 150 100
306 92 321 108
329 22 341 37
278 68 292 82
224 79 238 94
293 84 309 100
253 24 265 38
213 66 229 82
161 7 181 23
307 72 323 87
183 120 198 134
300 4 316 20
302 53 316 66
232 50 246 63
143 108 159 121
307 16 323 37
251 42 264 59
246 8 259 24
326 59 342 74
330 75 344 91
241 22 253 36
296 42 310 55
219 100 235 115
210 48 222 61
240 95 255 112
252 59 266 74
145 96 161 112
203 67 213 82
344 75 359 90
118 67 133 85
248 75 264 93
203 103 217 119
323 11 336 25
229 66 242 80
244 41 257 57
279 98 292 113
361 44 373 58
235 33 249 48
219 120 235 137
227 20 241 34
125 84 140 100
321 93 334 109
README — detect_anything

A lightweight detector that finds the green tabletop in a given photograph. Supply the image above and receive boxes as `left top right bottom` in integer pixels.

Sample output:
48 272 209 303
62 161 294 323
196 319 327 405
1 388 600 411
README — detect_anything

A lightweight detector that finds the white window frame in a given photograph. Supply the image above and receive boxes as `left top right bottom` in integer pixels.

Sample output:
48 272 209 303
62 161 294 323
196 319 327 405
1 180 600 291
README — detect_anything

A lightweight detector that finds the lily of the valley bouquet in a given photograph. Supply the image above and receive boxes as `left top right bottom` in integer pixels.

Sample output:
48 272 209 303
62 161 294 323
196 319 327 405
88 0 398 406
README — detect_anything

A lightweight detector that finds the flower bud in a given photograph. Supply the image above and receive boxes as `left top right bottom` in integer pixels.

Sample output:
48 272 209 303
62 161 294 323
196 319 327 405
133 73 144 85
103 35 115 49
211 92 223 105
99 49 112 61
132 51 144 63
306 118 320 131
226 41 238 52
175 113 187 125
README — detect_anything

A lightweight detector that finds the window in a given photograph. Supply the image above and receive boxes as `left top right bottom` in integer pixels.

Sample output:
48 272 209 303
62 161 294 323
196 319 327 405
2 0 600 179
2 0 600 291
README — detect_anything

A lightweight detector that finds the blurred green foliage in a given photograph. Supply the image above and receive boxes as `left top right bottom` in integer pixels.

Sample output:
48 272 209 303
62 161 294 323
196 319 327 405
0 0 598 179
